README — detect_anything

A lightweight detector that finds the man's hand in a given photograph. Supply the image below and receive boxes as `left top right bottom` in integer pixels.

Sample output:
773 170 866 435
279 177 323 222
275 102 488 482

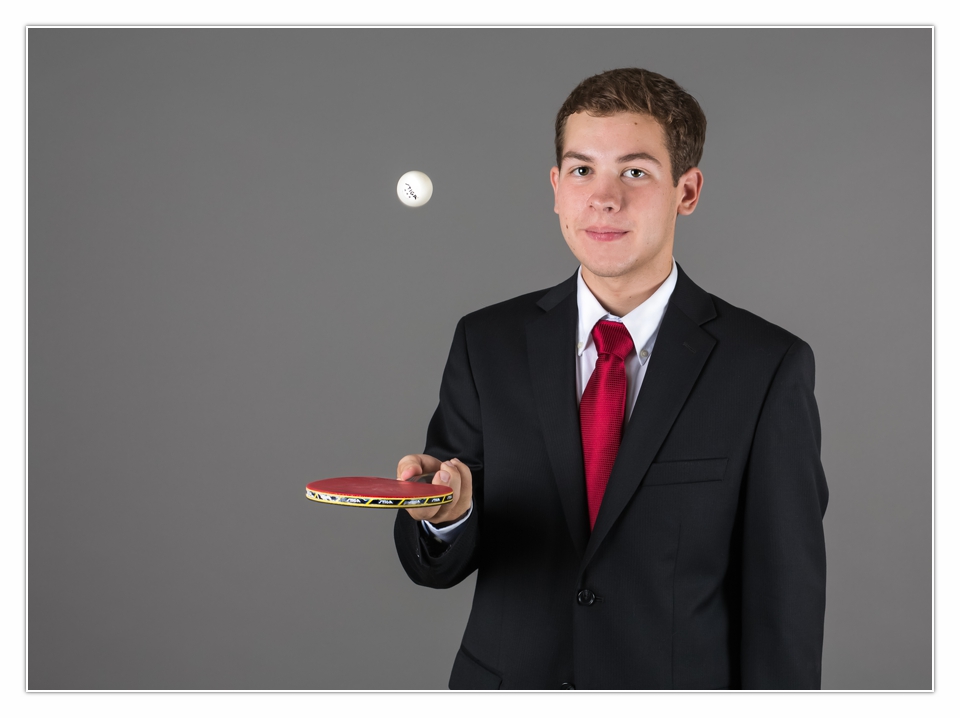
397 454 473 526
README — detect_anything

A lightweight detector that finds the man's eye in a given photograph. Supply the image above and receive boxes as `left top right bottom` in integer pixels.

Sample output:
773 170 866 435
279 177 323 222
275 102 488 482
573 167 590 176
624 169 646 178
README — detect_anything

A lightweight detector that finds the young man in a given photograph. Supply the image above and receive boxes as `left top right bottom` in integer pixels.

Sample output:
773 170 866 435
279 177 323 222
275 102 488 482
392 68 828 690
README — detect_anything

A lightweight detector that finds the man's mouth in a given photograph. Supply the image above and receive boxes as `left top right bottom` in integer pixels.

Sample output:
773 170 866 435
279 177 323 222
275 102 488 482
584 227 628 242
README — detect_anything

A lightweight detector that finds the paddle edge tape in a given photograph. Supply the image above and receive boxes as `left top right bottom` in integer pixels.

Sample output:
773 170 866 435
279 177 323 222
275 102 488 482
305 489 454 508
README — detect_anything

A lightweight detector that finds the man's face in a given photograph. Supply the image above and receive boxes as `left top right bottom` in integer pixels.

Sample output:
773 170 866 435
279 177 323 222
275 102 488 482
550 111 701 286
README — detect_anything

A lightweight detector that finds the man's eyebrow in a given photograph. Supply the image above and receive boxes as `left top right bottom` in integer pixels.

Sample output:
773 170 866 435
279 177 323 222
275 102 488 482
561 151 594 164
561 150 662 166
617 152 662 166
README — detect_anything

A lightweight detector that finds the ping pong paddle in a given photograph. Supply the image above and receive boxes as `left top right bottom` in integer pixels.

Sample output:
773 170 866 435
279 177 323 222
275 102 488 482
305 472 453 509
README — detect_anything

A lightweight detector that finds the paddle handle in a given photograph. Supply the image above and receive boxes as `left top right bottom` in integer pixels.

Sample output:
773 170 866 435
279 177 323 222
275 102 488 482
405 471 442 484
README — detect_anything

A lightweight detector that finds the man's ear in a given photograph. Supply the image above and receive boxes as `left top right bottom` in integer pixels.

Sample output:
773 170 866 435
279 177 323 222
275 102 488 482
549 166 560 214
677 167 704 216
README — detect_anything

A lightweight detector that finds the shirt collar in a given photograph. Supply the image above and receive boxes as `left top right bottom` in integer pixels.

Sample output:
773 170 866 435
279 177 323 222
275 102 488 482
576 259 678 365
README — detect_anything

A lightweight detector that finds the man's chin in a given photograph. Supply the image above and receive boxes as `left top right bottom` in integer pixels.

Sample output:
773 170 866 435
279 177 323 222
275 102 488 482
579 252 672 283
580 262 635 280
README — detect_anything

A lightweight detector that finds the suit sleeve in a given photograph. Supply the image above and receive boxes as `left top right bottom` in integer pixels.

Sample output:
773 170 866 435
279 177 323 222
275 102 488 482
393 316 485 589
740 338 829 689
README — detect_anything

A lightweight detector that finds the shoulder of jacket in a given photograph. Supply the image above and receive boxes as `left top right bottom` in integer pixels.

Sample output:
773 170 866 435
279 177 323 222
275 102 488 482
460 285 559 327
707 293 808 355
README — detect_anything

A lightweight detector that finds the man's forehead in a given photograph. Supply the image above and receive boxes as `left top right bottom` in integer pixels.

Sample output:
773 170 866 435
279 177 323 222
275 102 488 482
562 112 669 161
569 109 660 126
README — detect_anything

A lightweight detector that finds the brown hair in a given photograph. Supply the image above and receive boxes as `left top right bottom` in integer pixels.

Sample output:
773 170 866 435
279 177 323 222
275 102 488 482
555 68 706 185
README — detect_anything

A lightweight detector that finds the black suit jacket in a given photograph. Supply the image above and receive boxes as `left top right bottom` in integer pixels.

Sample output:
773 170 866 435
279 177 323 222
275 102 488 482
394 265 828 690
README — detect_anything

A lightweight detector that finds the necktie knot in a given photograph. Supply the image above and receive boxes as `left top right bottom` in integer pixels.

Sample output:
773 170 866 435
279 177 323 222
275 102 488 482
591 320 635 360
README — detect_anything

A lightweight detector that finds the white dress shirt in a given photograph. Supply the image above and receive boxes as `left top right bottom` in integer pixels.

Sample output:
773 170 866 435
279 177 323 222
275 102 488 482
422 259 678 543
575 259 678 420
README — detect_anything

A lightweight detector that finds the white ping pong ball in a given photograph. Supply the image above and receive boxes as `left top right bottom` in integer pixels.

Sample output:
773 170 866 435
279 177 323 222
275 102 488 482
397 170 433 207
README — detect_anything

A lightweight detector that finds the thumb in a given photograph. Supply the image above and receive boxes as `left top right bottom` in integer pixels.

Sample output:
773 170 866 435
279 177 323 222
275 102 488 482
398 461 424 480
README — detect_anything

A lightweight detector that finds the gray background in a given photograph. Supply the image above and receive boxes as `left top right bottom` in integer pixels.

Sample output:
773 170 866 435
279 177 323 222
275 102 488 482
27 28 932 690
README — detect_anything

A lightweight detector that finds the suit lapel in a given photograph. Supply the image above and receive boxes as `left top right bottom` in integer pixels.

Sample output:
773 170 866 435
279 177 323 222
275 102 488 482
580 265 718 572
526 273 590 556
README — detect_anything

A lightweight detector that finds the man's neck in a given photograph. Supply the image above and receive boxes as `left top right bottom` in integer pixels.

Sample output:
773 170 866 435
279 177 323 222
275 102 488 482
581 258 674 317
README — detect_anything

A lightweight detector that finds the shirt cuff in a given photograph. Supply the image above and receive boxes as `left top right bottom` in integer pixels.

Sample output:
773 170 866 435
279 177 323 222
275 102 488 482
420 500 474 543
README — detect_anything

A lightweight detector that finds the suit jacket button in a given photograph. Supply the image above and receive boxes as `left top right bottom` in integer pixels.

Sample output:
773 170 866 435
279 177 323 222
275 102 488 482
577 589 596 606
560 682 576 689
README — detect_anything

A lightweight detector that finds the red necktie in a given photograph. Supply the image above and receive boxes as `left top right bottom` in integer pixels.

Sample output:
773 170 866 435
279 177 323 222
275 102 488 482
580 320 635 530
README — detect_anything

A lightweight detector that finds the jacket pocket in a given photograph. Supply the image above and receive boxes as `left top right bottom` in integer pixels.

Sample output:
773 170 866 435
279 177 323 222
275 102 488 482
449 645 502 690
643 458 727 486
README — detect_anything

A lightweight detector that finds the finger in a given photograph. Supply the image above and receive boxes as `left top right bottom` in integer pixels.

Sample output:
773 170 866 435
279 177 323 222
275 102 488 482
397 454 442 480
439 458 468 490
398 454 425 480
404 459 458 522
398 464 423 481
422 460 463 522
405 505 441 522
437 463 453 485
406 504 450 523
433 459 472 523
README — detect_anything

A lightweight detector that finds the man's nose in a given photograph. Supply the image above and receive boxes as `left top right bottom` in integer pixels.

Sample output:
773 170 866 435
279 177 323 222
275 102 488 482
589 174 622 212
